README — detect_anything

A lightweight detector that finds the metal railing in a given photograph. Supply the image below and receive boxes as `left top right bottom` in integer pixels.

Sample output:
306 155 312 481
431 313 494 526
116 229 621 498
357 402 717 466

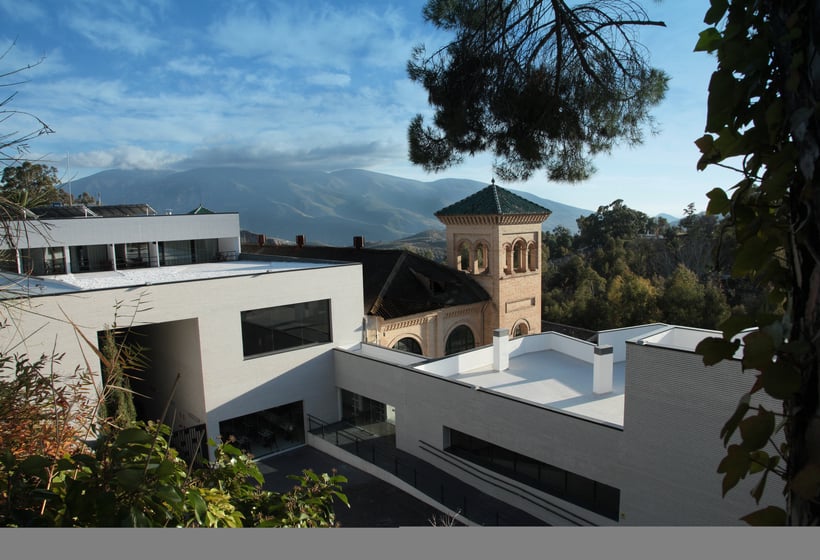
307 414 547 526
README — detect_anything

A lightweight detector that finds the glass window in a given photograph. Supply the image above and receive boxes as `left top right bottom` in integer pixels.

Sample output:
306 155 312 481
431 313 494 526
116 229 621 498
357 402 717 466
241 299 331 357
392 337 423 355
445 427 620 520
445 325 475 355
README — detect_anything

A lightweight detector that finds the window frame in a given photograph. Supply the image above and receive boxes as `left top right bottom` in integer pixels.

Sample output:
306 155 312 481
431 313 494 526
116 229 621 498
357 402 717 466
240 299 333 359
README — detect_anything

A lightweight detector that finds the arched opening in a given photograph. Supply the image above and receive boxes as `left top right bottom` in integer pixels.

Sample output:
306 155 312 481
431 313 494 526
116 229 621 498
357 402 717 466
445 325 476 355
513 240 527 273
504 244 512 275
475 242 488 273
392 337 423 355
527 242 538 271
458 241 471 272
512 322 530 338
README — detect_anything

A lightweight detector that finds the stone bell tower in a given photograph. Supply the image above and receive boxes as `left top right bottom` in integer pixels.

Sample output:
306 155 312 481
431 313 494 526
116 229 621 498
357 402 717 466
435 180 551 343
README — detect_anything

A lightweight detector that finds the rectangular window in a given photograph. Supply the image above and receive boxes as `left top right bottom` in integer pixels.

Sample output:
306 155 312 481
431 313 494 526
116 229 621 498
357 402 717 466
445 427 620 520
241 299 331 357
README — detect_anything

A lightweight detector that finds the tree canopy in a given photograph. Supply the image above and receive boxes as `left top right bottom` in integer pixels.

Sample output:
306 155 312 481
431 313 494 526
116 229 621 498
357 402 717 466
692 0 820 525
0 161 67 208
407 0 669 182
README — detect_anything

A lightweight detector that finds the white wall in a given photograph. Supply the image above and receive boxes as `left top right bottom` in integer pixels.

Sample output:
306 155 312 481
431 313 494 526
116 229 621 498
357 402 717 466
0 261 364 454
619 342 785 525
2 213 240 249
333 348 624 525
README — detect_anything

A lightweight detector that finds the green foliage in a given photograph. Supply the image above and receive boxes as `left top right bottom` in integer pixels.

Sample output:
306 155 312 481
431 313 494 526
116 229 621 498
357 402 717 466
0 418 349 527
576 200 652 250
0 162 67 208
0 310 348 528
660 265 728 329
408 0 668 182
694 0 820 525
542 203 734 332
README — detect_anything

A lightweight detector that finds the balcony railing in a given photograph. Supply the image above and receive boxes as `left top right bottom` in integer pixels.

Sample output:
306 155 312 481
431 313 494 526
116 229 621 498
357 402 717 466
307 414 549 526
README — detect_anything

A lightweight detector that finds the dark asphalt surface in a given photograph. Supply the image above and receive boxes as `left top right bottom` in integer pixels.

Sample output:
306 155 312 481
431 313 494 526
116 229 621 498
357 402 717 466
258 446 453 527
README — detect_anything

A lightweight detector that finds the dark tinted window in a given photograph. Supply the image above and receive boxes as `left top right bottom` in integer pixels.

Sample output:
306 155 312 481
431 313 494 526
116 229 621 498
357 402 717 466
241 299 331 357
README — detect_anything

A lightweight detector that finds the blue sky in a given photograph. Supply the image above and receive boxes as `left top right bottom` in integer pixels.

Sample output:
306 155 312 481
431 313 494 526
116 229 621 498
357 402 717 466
1 0 733 217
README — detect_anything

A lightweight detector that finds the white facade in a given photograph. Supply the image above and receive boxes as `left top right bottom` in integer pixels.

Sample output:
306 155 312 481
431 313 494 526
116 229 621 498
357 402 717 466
0 211 364 461
0 210 784 525
332 324 784 526
1 212 241 275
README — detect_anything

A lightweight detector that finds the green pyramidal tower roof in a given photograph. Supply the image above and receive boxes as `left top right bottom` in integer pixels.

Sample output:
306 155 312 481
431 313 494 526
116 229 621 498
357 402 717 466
435 181 551 224
188 204 214 215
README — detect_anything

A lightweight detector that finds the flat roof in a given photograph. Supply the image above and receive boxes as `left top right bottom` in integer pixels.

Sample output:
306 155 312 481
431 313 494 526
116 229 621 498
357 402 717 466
3 258 353 295
436 349 625 427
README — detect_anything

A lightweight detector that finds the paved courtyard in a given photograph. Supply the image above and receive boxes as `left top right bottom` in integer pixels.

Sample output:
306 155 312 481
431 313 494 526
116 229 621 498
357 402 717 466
258 446 453 527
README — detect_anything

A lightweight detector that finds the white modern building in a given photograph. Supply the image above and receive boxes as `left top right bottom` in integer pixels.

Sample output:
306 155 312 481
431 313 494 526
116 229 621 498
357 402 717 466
330 324 783 526
0 198 784 526
0 204 364 460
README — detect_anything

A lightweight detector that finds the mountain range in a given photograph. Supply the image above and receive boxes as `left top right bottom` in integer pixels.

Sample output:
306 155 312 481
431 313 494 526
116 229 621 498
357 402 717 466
66 167 597 245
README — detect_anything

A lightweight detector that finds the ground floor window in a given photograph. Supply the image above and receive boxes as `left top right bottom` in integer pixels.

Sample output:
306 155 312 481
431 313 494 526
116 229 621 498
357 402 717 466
340 389 396 437
341 389 387 426
445 427 620 520
219 401 305 458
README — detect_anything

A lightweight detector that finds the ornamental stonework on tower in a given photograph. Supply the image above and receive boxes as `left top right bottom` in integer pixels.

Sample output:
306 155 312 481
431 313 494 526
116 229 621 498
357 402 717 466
435 180 551 344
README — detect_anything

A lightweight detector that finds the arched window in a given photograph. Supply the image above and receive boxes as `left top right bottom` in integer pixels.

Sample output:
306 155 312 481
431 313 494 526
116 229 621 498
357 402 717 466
475 242 488 273
504 244 512 275
527 242 538 271
392 337 423 355
445 325 475 355
512 322 530 338
458 241 471 272
513 240 527 272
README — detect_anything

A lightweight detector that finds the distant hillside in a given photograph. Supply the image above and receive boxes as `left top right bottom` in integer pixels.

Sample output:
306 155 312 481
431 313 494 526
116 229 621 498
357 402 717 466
67 167 593 245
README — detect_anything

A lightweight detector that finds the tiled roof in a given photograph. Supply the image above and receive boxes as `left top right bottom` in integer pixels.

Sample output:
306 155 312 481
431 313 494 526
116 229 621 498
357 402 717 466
188 204 214 215
242 244 490 319
435 181 550 217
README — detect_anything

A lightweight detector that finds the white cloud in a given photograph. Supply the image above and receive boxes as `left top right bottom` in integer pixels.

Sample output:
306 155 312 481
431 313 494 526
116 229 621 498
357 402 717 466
64 15 165 55
0 0 46 22
306 72 351 88
208 1 423 73
70 145 183 169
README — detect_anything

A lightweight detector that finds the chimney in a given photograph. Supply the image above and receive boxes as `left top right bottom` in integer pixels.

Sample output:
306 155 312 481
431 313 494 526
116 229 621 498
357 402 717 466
493 328 510 372
296 234 305 248
353 235 364 249
593 345 614 394
257 234 266 247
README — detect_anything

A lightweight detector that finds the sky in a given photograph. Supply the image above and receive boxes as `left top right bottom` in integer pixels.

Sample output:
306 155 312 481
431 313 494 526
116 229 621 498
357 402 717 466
1 0 735 218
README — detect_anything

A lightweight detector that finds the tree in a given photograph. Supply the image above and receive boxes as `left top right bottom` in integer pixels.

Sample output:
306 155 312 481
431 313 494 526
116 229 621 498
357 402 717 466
407 0 668 181
660 264 708 328
0 162 68 208
694 0 820 525
576 199 651 250
606 270 659 327
0 320 349 527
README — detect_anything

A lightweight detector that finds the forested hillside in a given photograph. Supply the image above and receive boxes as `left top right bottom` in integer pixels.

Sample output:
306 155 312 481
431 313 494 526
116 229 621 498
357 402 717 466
541 200 768 331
